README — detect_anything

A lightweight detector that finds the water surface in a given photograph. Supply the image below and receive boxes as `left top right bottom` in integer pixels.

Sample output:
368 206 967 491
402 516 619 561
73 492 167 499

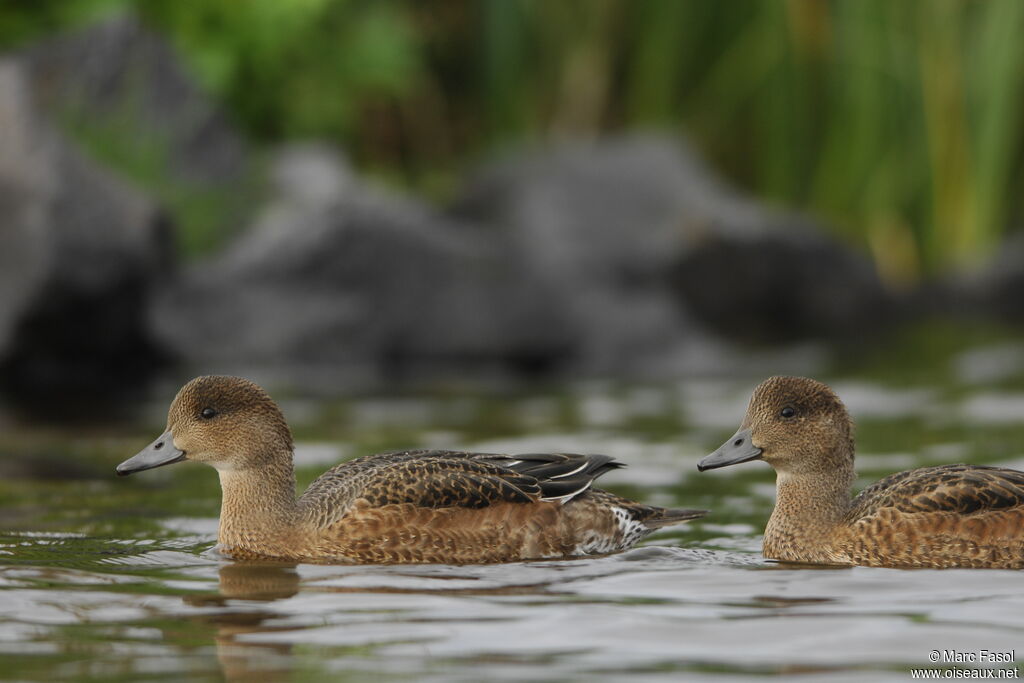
2 329 1023 681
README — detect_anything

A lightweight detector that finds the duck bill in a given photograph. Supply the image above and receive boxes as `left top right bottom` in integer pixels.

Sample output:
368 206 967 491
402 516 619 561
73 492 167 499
698 428 763 471
116 429 186 476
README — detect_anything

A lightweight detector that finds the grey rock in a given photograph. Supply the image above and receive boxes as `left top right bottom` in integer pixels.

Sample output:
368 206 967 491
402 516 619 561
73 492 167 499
672 217 894 343
0 62 52 359
160 134 895 389
0 58 170 407
24 13 248 186
454 135 893 354
452 137 710 373
154 144 574 387
955 233 1024 321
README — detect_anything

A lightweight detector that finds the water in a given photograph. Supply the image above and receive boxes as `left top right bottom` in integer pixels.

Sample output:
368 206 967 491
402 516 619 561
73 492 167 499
2 329 1024 681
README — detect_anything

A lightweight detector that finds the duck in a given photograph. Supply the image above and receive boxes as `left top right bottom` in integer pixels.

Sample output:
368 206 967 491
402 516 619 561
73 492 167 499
697 376 1024 569
117 375 707 564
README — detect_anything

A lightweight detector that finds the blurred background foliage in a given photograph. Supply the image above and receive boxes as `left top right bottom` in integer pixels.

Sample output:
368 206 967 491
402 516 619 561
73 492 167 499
1 0 1023 282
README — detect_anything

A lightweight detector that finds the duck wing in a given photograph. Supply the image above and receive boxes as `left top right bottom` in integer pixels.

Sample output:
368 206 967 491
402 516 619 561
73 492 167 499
300 450 623 524
847 463 1024 519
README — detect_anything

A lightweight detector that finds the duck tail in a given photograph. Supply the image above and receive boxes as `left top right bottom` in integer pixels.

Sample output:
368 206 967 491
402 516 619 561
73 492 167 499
642 506 708 529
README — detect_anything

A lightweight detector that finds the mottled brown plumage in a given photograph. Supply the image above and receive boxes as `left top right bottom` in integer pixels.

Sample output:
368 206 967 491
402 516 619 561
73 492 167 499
698 376 1024 569
117 376 706 564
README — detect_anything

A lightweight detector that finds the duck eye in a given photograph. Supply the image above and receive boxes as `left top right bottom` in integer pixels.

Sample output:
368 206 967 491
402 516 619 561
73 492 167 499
200 407 217 420
780 406 796 419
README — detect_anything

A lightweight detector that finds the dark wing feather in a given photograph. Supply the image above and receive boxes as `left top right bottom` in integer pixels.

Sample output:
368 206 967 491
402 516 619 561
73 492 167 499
848 464 1024 520
474 453 623 502
300 449 623 523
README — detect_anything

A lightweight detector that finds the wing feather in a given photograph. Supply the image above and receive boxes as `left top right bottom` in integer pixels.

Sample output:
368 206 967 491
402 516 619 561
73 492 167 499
300 449 623 528
847 464 1024 521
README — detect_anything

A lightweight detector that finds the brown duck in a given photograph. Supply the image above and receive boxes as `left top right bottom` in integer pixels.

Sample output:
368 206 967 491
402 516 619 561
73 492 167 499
117 376 706 564
698 376 1024 569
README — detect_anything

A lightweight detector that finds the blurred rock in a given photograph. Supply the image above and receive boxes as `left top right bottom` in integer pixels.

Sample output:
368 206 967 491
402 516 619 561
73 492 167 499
672 218 894 343
164 136 893 387
454 135 894 352
24 14 248 186
951 234 1024 322
0 15 906 404
153 144 574 386
0 58 170 408
453 137 718 373
0 63 50 360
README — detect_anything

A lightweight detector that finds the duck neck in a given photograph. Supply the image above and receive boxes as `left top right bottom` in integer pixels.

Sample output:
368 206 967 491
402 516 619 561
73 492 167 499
215 449 300 557
763 455 855 564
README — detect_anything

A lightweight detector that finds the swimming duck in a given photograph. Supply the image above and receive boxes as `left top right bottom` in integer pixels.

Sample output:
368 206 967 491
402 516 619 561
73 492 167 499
698 376 1024 569
117 376 706 564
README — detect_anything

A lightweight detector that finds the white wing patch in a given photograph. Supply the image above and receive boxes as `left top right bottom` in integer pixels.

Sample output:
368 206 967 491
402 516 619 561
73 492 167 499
540 479 594 504
549 462 587 479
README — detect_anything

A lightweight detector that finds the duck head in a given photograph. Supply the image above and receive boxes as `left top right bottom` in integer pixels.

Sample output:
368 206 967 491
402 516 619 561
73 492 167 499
117 376 294 476
698 376 854 476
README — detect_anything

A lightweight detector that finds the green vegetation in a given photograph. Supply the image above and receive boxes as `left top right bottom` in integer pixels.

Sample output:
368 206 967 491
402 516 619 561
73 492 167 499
66 106 263 257
1 1 1022 276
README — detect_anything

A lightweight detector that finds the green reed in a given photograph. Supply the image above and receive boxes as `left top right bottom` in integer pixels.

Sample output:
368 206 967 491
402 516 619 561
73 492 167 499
2 0 1022 279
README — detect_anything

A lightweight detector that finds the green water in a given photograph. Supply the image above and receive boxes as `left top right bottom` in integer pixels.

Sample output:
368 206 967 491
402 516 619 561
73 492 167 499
2 325 1024 681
